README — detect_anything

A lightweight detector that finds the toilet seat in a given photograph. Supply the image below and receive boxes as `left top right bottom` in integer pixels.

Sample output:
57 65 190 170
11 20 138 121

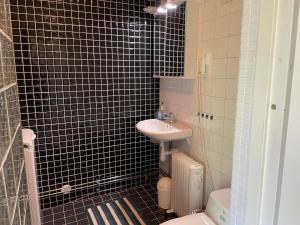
160 213 216 225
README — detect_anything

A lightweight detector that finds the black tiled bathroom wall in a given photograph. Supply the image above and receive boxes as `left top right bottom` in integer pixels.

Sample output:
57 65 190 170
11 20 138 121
10 0 161 208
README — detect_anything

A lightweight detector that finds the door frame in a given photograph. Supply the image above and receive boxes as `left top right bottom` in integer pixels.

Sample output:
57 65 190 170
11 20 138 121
231 0 300 224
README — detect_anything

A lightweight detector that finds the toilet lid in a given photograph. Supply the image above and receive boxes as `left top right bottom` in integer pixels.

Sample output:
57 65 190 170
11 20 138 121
160 213 216 225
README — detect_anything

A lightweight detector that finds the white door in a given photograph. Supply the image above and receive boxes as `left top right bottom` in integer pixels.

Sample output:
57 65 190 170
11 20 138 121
275 4 300 224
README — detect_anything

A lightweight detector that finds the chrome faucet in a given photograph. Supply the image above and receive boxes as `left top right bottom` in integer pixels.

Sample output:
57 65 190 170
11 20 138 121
163 112 175 123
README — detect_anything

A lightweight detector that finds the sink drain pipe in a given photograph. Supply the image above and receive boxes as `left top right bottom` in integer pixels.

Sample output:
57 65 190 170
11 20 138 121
160 142 178 161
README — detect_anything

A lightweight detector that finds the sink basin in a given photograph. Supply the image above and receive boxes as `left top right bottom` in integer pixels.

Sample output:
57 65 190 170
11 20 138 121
136 119 192 141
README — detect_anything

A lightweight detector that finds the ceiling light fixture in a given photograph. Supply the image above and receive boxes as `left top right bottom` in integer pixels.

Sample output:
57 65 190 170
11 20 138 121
143 0 185 15
157 6 168 14
165 3 178 10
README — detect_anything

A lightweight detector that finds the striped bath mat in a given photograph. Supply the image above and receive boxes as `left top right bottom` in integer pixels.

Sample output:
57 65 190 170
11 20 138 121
87 197 150 225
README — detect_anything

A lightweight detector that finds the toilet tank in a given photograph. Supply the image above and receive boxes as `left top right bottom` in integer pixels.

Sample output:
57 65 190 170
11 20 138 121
205 188 231 225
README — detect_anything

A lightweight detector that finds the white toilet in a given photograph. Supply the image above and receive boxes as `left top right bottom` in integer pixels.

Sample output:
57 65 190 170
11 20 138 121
161 188 230 225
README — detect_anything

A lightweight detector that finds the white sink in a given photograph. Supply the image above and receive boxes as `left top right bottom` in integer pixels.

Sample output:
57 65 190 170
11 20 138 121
136 119 192 142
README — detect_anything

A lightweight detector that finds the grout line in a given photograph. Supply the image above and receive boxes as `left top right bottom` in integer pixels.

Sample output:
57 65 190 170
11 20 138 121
9 160 25 225
1 167 10 221
3 84 13 167
0 123 21 170
0 82 17 94
22 200 28 225
0 28 12 42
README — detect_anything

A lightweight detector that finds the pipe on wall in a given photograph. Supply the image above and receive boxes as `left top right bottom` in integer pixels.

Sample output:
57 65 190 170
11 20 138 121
22 129 41 225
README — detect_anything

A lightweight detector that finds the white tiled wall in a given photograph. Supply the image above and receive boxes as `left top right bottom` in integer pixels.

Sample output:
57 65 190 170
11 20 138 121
160 0 243 203
230 0 260 224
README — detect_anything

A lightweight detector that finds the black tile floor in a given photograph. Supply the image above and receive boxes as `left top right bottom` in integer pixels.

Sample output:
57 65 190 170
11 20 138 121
42 184 176 225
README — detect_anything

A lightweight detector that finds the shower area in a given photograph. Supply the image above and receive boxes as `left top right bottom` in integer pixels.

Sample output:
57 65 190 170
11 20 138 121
7 0 186 224
0 0 244 223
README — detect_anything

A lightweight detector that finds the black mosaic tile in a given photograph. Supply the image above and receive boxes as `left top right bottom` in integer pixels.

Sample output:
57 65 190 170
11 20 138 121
41 184 176 225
